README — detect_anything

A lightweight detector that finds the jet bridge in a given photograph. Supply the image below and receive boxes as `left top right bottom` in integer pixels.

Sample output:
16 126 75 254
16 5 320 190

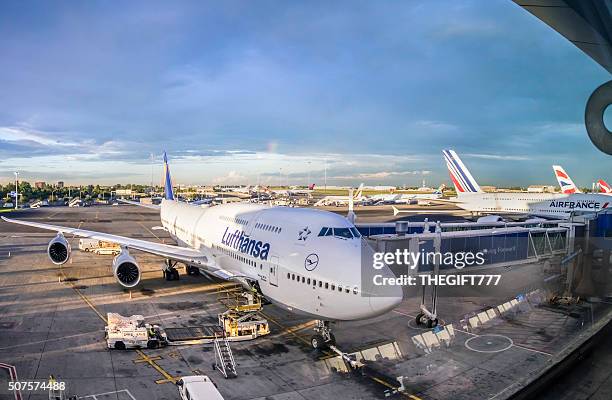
366 220 583 327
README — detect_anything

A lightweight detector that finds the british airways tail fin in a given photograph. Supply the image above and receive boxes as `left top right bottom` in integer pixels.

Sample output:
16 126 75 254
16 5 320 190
163 151 175 200
597 179 612 194
552 165 581 194
442 150 482 195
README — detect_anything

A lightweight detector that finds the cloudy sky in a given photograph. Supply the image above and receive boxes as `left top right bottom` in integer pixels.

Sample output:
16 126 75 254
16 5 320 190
0 0 610 187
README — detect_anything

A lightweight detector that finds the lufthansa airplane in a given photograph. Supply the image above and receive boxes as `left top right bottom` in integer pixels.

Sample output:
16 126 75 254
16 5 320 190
2 153 402 349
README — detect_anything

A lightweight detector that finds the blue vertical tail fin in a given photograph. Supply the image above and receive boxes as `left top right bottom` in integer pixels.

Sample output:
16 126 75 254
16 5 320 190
163 151 175 200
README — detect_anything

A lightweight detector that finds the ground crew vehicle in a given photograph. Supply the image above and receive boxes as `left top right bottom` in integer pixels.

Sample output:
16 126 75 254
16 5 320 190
79 238 121 255
104 313 167 350
177 376 224 400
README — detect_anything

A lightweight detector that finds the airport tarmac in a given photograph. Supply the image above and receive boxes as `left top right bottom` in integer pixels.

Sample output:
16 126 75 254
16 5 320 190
0 206 610 400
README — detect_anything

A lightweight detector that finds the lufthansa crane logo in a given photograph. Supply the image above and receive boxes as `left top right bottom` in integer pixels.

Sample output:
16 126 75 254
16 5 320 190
305 253 319 271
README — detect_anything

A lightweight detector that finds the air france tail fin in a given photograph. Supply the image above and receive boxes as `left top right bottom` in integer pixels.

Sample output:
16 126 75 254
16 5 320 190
442 150 482 195
163 151 175 200
552 165 581 194
354 183 364 199
597 179 612 194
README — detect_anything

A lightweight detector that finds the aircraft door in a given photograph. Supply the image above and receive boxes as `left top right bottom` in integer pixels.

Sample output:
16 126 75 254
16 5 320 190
269 255 279 287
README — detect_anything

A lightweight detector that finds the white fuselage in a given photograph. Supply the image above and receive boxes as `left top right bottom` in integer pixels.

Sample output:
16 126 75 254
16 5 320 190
370 193 442 204
453 192 611 218
160 200 401 321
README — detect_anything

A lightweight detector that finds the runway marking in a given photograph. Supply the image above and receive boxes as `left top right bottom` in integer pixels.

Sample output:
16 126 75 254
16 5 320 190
137 215 164 243
133 351 179 384
0 330 99 351
259 310 423 400
393 309 552 356
0 362 21 400
79 389 136 400
46 210 62 220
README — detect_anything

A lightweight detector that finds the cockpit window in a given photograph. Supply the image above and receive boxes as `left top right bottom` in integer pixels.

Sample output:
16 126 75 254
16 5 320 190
318 226 359 239
333 228 352 239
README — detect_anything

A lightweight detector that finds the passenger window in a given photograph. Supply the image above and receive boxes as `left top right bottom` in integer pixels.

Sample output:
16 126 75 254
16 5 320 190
287 273 290 279
313 279 317 286
325 282 328 289
331 284 335 290
345 287 350 293
318 281 322 287
338 285 342 292
353 286 358 294
301 276 305 283
291 274 295 280
307 278 311 285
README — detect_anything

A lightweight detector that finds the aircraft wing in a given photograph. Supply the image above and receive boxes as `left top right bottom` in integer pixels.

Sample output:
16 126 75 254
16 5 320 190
0 216 222 272
391 206 467 216
117 198 161 210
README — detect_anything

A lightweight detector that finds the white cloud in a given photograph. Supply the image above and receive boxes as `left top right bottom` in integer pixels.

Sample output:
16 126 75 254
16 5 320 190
212 170 247 184
464 153 531 161
333 170 431 180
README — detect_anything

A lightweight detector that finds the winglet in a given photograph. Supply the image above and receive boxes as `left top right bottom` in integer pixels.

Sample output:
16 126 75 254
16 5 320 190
163 151 175 200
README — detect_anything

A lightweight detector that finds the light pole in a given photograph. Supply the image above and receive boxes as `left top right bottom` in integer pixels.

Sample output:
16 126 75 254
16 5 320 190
150 153 154 196
324 159 327 192
307 161 311 188
279 168 283 189
14 172 19 209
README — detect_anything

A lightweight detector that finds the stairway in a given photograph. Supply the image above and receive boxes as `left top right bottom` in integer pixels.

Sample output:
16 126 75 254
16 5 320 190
214 333 237 379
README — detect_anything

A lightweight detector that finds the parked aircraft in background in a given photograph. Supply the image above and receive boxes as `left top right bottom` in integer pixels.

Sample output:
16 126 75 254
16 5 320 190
597 179 612 194
369 184 445 205
553 165 582 194
443 150 610 219
314 184 364 206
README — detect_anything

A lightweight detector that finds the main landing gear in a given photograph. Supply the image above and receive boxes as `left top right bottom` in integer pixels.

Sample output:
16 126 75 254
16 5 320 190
311 320 336 350
186 265 200 276
163 259 180 281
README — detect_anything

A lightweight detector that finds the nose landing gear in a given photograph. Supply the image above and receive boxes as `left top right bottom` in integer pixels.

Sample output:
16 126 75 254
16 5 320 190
311 320 336 350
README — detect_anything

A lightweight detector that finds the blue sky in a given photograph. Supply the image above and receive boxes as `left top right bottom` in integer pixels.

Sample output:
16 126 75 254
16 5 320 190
0 0 610 187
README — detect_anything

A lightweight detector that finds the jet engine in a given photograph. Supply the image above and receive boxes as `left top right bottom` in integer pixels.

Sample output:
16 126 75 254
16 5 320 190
47 233 71 265
112 249 141 288
476 215 503 223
